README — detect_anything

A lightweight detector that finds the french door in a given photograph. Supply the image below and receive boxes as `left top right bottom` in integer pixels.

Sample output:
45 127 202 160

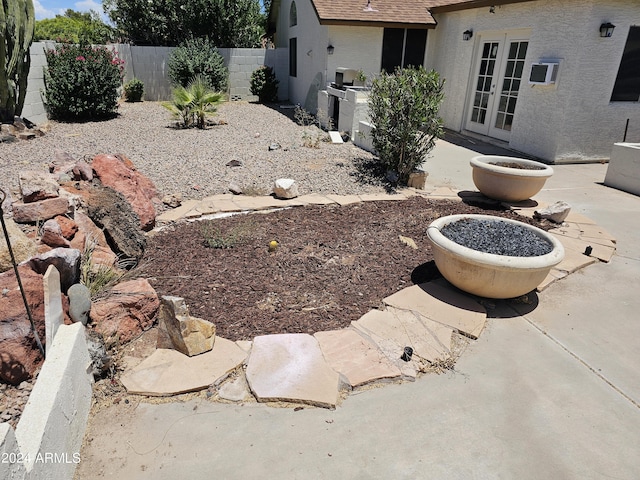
466 32 529 142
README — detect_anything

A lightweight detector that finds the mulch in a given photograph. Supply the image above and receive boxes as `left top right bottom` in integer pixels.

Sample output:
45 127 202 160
135 196 547 341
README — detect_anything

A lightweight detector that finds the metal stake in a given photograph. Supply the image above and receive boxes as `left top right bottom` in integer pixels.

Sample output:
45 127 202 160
0 188 45 358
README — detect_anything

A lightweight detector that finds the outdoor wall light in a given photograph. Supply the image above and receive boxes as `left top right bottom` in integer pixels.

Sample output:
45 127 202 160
327 44 334 55
600 22 615 38
463 29 473 41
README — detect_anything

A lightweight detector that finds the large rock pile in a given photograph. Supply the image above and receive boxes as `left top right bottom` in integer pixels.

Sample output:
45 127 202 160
0 152 162 385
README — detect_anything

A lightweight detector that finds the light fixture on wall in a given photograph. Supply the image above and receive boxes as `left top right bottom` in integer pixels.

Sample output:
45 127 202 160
327 44 334 55
489 5 495 14
600 22 616 38
463 29 473 41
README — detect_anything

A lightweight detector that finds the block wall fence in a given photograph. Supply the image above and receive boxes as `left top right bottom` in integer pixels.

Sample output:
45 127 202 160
23 42 290 125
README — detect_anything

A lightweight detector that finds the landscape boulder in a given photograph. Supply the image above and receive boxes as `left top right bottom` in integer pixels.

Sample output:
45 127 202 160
28 247 81 293
0 217 38 273
85 186 146 262
54 215 79 239
19 170 60 203
157 296 216 356
91 153 158 231
40 219 71 248
273 178 299 199
90 278 159 347
12 196 70 223
0 265 45 384
534 201 572 224
68 283 91 325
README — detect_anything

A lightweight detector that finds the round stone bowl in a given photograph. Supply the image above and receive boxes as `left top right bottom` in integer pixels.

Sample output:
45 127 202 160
470 155 554 202
427 214 565 299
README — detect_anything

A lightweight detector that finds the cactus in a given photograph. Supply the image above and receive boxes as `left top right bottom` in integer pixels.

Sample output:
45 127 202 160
0 0 35 123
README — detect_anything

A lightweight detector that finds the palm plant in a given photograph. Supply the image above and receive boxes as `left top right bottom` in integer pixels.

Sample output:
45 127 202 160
163 75 224 128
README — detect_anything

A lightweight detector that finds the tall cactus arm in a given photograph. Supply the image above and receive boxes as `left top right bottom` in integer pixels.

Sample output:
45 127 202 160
16 0 34 116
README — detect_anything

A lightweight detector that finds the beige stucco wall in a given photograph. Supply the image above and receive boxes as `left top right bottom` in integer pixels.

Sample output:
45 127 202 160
427 0 640 162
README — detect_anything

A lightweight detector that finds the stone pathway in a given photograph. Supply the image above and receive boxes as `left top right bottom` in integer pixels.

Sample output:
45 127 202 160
121 188 617 409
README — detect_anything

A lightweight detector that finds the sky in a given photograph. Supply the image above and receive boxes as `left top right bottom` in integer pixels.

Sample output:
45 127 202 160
34 0 106 20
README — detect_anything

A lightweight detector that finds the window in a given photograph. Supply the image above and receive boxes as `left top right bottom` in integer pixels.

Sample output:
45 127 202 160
381 28 428 73
289 37 297 77
611 26 640 102
289 1 297 27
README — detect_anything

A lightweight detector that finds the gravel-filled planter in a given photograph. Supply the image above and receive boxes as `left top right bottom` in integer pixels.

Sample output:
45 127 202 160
470 155 554 202
427 214 565 299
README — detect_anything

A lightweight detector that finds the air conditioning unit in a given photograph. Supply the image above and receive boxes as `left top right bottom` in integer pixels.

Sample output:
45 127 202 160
528 62 559 85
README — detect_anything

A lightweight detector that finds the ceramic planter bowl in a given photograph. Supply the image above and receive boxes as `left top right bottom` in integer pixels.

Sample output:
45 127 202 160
470 155 554 202
427 214 564 299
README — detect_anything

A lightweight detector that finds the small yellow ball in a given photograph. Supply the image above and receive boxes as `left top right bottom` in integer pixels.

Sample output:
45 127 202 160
268 240 278 251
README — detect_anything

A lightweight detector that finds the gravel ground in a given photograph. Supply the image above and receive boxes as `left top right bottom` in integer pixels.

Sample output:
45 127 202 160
441 218 553 256
0 101 386 202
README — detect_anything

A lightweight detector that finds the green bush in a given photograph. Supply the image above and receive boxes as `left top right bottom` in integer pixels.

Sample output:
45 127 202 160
163 75 224 129
168 37 228 92
250 66 279 103
44 43 124 121
368 66 445 184
123 78 144 102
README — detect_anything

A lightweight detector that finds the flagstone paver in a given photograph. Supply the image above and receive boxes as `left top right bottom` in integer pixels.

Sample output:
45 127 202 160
314 328 402 388
231 196 286 211
352 306 454 372
120 338 247 396
245 334 341 408
156 199 201 223
324 194 362 206
550 233 616 263
383 282 487 339
552 245 598 274
296 193 337 205
537 268 569 292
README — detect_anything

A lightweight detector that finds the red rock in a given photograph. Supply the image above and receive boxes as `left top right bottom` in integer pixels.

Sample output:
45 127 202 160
0 265 45 385
73 212 109 248
90 278 159 347
54 215 79 239
91 154 158 231
12 197 70 223
72 160 94 181
41 219 71 248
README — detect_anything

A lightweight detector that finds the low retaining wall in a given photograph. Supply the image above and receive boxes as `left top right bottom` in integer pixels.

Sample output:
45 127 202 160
0 323 93 480
604 142 640 196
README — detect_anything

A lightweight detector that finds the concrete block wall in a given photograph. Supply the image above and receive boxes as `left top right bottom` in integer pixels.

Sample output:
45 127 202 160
22 42 53 125
25 43 290 124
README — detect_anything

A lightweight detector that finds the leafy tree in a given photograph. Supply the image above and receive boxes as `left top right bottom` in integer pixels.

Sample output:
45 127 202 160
35 9 115 44
103 0 264 47
168 37 228 91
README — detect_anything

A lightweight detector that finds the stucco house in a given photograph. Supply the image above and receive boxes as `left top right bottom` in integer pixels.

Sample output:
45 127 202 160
267 0 640 163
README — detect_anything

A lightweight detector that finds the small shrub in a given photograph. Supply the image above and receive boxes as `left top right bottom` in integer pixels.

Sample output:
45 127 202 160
123 78 144 102
168 37 228 91
80 238 124 299
250 66 279 103
368 66 445 184
163 75 224 128
44 42 124 121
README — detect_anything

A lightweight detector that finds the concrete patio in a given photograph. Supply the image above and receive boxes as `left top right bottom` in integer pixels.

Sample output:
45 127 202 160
74 137 640 479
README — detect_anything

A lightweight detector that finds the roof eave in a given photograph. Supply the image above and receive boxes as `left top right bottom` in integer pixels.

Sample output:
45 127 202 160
430 0 535 14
